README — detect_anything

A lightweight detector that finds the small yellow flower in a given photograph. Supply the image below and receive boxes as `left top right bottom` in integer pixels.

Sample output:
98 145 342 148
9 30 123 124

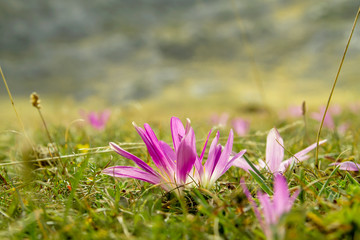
76 143 90 153
86 177 93 184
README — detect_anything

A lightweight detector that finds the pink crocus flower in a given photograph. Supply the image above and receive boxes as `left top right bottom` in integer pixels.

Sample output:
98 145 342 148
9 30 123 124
278 105 303 119
328 104 342 115
234 128 326 174
171 117 246 189
241 174 299 240
210 113 229 127
81 110 111 130
311 105 342 130
231 118 250 136
103 117 246 192
311 108 335 130
311 106 349 133
349 103 360 113
330 161 360 171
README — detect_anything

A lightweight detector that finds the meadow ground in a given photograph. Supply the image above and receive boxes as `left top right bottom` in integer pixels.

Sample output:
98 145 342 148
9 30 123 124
1 89 360 240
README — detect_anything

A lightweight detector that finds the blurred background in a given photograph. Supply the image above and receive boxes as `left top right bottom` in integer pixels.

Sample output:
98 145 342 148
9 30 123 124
0 0 359 110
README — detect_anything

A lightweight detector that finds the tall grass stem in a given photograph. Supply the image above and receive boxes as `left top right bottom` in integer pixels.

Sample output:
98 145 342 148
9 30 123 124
315 7 360 168
0 66 38 158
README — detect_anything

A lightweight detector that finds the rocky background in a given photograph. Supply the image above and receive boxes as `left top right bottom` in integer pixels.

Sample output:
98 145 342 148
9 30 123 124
0 0 359 103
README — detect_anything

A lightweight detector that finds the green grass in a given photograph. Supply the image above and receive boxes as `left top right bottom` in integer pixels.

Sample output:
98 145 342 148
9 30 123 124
1 99 360 239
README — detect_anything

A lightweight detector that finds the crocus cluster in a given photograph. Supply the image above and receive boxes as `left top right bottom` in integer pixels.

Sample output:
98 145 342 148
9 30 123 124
234 128 326 174
241 174 299 240
103 117 246 192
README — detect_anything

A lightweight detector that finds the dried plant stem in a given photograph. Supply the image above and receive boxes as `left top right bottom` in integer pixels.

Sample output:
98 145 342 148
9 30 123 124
37 108 54 144
0 66 38 158
315 7 360 168
36 106 64 169
302 101 308 142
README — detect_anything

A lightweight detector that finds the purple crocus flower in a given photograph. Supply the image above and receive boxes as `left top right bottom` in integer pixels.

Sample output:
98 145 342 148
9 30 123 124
241 174 299 239
103 117 246 192
330 161 360 171
103 118 197 192
169 117 246 188
81 110 111 130
198 129 246 189
234 128 326 174
231 118 250 136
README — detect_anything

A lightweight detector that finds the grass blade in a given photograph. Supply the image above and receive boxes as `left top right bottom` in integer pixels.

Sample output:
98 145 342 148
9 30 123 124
346 172 360 186
249 170 273 195
318 165 340 197
243 154 266 181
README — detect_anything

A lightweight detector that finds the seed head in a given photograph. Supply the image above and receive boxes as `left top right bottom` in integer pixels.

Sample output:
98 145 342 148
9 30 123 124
30 92 41 109
302 101 306 116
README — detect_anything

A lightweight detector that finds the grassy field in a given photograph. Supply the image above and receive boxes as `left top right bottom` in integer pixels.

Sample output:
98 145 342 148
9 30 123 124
1 4 360 238
1 86 360 240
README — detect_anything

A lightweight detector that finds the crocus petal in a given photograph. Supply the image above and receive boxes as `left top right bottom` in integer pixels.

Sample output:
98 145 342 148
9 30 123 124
258 191 276 225
273 174 291 216
209 129 234 181
199 130 212 162
288 189 300 210
170 117 185 152
330 161 360 171
134 123 175 176
89 112 103 129
185 118 191 134
293 139 327 160
258 159 267 169
266 128 284 173
103 166 160 185
221 150 247 176
109 142 159 177
279 139 327 172
240 179 264 230
159 140 176 162
144 123 177 175
100 110 111 123
204 131 221 176
176 128 197 184
195 130 213 177
232 157 253 172
311 111 335 130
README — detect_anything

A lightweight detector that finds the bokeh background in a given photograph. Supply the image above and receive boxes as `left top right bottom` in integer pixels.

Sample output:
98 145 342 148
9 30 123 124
1 0 359 112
